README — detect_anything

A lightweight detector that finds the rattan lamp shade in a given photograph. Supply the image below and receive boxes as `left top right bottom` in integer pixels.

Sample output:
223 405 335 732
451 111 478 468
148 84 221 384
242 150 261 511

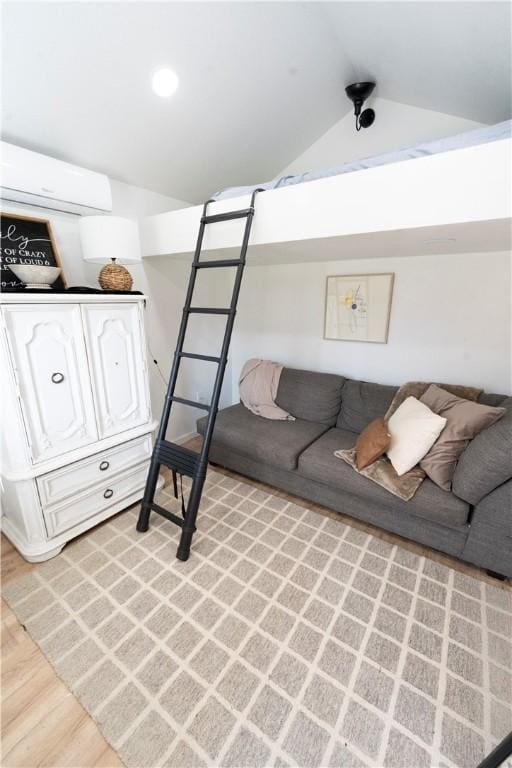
80 216 141 291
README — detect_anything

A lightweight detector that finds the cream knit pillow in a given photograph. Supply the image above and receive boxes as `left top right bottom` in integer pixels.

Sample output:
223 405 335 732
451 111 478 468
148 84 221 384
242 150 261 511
387 396 447 476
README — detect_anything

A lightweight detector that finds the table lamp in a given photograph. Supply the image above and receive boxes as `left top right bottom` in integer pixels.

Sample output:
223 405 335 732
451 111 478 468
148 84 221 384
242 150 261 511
80 216 141 290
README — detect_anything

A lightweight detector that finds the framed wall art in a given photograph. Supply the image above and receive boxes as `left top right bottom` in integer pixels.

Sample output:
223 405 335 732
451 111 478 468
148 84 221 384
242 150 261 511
324 272 394 343
0 212 66 290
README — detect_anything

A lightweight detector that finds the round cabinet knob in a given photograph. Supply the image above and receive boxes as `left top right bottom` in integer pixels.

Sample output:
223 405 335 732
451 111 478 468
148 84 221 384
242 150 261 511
99 461 110 471
103 489 114 499
51 372 65 384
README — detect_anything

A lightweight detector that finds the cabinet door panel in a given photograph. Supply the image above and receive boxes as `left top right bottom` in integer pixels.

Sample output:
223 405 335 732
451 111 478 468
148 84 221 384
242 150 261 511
82 304 151 438
3 305 98 463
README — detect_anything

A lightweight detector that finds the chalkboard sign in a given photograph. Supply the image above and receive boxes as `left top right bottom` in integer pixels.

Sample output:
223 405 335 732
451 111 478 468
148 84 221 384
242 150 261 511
0 213 66 290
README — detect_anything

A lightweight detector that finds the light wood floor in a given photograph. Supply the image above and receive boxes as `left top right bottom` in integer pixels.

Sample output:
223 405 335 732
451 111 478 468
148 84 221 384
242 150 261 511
1 537 124 768
1 443 509 767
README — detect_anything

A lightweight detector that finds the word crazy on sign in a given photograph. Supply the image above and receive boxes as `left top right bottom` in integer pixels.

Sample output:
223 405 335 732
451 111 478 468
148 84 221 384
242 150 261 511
0 213 65 290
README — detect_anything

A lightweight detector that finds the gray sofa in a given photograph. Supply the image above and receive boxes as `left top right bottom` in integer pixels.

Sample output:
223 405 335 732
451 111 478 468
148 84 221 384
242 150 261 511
197 368 512 577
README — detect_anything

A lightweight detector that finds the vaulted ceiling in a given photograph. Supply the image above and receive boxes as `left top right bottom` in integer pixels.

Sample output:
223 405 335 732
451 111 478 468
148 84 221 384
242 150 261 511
2 2 510 202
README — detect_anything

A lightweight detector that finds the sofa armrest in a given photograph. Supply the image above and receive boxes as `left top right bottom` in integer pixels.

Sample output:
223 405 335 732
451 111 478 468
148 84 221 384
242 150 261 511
462 480 512 577
452 397 512 505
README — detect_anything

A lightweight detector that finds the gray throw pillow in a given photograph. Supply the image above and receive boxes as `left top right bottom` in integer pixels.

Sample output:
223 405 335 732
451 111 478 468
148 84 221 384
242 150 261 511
419 384 505 491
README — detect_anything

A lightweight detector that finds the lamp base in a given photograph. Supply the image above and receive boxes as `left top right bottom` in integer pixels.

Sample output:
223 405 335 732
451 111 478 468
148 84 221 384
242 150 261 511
98 260 133 291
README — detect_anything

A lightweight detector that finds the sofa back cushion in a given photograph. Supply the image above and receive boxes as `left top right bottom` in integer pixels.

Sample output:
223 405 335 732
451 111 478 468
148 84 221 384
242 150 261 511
337 379 397 433
477 392 508 407
452 395 512 505
275 367 345 426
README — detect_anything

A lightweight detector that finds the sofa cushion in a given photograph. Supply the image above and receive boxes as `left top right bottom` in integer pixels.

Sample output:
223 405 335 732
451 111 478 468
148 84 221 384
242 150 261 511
275 367 345 426
197 404 328 471
337 380 397 433
452 396 512 505
478 392 508 407
298 428 470 529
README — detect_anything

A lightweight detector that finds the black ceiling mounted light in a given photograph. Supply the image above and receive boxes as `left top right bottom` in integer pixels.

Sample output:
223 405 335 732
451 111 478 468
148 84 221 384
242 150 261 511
345 82 376 131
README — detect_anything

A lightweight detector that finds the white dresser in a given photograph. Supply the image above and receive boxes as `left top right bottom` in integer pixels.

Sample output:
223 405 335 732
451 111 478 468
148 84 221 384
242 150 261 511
0 293 157 561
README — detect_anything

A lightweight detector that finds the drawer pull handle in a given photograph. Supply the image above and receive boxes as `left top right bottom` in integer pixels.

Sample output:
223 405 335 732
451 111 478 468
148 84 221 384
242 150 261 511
103 489 114 499
99 461 110 471
51 372 65 384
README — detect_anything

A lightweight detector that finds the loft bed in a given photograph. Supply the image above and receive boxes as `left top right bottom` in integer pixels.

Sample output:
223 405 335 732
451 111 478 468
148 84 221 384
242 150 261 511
142 121 511 264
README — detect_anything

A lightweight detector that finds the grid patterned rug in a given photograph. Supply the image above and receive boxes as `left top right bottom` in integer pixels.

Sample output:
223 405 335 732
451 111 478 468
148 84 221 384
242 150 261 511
3 469 511 768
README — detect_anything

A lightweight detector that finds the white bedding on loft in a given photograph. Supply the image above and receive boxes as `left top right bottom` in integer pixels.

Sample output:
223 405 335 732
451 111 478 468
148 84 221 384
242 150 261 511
213 120 511 200
142 126 511 264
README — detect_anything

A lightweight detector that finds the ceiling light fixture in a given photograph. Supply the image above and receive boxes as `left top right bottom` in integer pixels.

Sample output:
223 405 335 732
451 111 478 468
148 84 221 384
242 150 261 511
345 82 376 131
152 68 179 98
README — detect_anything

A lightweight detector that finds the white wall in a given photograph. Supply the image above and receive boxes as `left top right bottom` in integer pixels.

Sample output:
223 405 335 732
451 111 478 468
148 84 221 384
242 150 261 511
230 100 510 399
280 97 484 177
1 179 223 442
232 251 511 396
5 97 506 449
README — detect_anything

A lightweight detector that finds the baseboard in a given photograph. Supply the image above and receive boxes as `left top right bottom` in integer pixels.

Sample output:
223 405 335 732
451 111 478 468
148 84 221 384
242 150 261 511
173 431 199 446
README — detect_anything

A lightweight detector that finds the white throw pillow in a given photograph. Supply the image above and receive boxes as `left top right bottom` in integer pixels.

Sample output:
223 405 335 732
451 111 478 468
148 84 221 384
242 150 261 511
387 396 447 476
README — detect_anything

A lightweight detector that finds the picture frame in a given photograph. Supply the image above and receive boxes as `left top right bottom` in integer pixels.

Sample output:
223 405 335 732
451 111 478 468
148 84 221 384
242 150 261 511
324 272 394 343
0 212 67 290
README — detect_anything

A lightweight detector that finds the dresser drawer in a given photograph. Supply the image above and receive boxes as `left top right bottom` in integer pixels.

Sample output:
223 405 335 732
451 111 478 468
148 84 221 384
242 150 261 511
43 462 149 537
37 434 152 506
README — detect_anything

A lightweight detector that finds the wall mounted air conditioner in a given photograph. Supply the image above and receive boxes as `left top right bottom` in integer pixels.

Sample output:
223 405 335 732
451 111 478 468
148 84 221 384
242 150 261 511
0 141 112 215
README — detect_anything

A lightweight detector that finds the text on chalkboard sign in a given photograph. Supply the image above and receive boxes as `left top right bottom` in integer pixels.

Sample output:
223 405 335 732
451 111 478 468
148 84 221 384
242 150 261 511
0 213 66 290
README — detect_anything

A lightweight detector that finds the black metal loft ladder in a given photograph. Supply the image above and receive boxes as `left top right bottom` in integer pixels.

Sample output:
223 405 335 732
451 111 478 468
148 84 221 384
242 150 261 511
136 188 264 560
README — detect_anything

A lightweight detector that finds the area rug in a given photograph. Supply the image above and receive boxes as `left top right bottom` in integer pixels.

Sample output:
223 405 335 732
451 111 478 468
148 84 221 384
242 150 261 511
3 469 511 768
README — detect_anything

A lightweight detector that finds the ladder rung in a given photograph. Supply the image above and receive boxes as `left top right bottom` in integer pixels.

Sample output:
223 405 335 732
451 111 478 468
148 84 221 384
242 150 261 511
180 352 221 363
188 307 233 315
202 209 252 224
194 259 243 269
155 439 199 477
150 503 184 528
171 396 210 411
